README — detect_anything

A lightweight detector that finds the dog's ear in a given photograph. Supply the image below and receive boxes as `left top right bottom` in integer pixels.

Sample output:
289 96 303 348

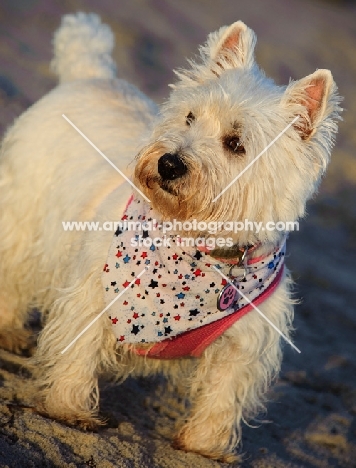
172 21 256 87
283 69 340 140
208 21 256 71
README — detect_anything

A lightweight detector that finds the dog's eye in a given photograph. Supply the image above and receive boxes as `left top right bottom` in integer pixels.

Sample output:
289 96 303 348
186 112 195 126
224 136 245 155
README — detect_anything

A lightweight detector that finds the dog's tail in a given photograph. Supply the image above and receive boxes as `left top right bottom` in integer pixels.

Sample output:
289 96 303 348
51 12 117 84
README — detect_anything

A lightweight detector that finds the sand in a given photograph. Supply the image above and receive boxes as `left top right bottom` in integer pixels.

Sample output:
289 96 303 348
0 0 355 466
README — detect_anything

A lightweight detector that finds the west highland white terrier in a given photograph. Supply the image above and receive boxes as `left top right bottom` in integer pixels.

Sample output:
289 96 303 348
0 13 341 462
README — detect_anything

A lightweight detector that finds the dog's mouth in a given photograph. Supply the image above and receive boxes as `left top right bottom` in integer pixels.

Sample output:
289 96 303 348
159 179 179 196
140 174 179 196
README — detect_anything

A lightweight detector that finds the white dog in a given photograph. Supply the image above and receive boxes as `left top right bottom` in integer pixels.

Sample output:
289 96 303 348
0 13 341 462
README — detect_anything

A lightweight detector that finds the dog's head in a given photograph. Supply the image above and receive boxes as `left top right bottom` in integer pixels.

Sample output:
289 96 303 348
134 21 342 246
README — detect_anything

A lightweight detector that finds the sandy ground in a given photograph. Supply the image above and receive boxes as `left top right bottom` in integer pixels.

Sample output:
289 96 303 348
0 0 355 466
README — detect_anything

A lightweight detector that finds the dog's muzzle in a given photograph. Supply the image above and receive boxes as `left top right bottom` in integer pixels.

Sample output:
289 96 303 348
158 153 187 181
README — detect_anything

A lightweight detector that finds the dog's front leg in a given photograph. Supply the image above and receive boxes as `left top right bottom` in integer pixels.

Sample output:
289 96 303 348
31 281 117 429
174 322 281 463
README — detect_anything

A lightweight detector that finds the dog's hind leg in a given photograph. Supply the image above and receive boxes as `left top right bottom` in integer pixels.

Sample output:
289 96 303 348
0 143 38 353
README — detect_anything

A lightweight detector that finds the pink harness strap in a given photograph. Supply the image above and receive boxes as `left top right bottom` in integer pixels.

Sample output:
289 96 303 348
133 265 284 359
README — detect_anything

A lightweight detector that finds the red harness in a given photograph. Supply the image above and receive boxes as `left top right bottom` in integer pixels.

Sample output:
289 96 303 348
133 257 284 359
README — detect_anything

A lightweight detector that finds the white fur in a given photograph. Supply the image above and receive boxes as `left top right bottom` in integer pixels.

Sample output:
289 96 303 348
0 13 341 463
51 12 117 83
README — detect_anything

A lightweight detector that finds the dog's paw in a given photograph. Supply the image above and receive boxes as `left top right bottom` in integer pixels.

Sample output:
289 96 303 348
64 415 103 431
73 416 104 431
0 327 35 355
172 434 241 464
35 403 104 431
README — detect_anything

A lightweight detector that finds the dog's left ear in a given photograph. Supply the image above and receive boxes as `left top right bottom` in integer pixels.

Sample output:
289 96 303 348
283 69 340 141
208 21 256 71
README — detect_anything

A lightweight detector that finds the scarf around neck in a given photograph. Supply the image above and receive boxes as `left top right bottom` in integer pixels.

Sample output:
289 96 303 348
101 196 286 357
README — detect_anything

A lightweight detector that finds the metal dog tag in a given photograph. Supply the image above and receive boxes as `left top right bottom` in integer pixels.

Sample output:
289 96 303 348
217 283 237 311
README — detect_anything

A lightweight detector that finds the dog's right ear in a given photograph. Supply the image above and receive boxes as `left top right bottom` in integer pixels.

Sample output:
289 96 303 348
208 21 256 72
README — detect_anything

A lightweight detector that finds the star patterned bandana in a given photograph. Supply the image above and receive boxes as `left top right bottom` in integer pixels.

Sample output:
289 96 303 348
102 196 286 349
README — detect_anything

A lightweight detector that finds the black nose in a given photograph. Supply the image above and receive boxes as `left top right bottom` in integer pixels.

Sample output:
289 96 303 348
158 153 188 181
